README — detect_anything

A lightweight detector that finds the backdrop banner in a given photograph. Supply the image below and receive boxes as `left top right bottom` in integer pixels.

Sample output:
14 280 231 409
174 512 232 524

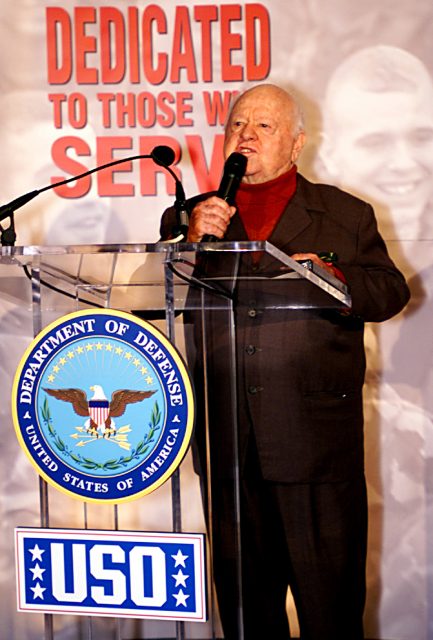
1 1 432 638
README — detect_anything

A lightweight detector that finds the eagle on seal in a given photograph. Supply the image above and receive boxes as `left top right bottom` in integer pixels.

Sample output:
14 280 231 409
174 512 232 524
43 384 156 437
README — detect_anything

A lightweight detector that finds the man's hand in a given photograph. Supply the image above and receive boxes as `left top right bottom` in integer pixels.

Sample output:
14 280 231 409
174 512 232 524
187 196 236 242
290 252 339 277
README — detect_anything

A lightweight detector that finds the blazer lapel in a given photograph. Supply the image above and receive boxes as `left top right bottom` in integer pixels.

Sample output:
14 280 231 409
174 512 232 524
258 178 314 271
224 174 321 272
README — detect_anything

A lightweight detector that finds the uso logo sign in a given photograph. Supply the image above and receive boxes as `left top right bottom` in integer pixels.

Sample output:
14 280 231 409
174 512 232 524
12 309 195 502
15 528 207 621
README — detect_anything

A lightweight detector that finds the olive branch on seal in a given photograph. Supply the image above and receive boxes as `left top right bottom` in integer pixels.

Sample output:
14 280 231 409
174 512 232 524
41 398 162 471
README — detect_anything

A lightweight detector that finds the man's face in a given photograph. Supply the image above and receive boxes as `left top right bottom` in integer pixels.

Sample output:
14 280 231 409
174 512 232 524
223 88 305 184
0 115 113 245
322 85 433 232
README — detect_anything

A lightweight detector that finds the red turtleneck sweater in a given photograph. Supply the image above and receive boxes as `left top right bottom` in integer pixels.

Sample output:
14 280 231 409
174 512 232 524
235 165 297 240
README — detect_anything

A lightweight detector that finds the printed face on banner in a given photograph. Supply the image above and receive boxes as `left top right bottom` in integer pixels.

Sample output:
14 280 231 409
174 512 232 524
320 71 433 239
0 94 126 246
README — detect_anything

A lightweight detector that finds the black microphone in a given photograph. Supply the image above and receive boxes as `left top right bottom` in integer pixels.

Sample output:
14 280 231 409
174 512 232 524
203 151 248 242
217 151 248 204
0 144 178 224
151 145 176 167
151 147 189 239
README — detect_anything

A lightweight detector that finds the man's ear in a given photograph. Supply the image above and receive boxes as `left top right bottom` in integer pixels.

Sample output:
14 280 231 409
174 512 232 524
291 131 306 163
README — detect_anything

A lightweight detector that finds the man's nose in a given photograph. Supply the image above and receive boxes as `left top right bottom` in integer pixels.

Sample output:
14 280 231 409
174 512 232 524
387 139 418 171
240 123 257 140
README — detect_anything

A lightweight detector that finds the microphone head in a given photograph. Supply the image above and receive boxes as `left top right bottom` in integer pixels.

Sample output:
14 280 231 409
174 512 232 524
225 151 248 175
151 145 176 167
216 151 248 205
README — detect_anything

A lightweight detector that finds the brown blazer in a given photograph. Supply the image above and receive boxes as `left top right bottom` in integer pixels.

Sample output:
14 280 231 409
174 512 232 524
161 174 410 483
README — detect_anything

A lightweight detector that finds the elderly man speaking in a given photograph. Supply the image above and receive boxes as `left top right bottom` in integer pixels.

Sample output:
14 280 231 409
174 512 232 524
160 84 410 640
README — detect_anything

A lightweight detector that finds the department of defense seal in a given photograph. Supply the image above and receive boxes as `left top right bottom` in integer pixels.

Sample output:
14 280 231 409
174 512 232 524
12 309 195 503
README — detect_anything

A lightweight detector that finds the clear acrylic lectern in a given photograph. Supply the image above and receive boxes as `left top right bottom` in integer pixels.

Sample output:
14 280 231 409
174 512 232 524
0 240 350 640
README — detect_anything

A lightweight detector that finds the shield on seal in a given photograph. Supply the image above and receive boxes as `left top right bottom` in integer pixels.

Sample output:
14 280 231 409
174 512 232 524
88 399 110 427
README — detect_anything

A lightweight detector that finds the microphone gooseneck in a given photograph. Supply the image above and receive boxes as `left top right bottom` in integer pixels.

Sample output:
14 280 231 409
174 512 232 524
0 146 179 225
149 147 189 239
0 145 182 246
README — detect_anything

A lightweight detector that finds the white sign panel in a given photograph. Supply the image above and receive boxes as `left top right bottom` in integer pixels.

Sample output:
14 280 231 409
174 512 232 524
15 527 207 621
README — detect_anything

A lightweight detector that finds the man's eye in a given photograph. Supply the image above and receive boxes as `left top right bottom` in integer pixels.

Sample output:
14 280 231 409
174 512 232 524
410 128 433 144
356 134 388 149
